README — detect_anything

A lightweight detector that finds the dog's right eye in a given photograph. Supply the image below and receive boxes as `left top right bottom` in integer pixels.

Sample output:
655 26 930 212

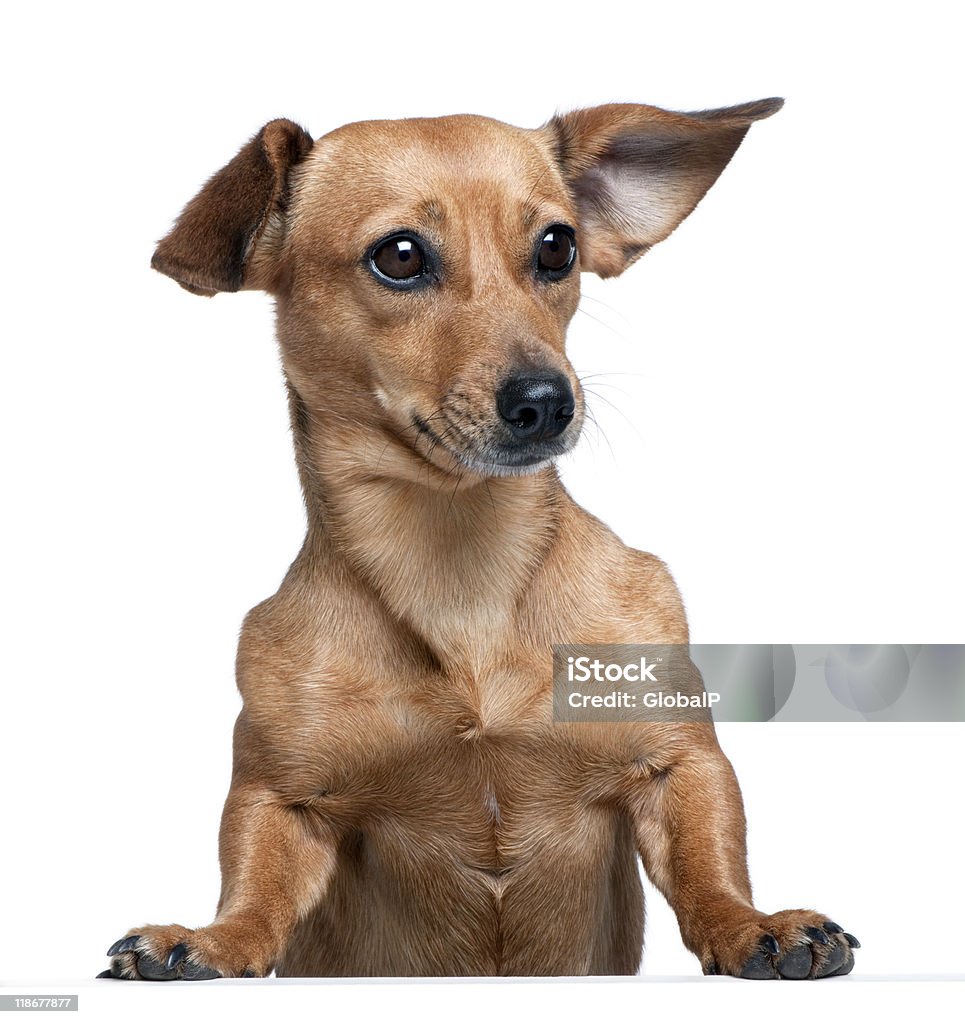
369 235 427 286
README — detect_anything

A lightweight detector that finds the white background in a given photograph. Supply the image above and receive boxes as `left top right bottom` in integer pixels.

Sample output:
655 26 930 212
2 0 963 1019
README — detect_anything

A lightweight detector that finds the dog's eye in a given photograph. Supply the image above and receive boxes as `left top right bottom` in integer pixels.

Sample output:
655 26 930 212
536 225 576 279
370 235 426 283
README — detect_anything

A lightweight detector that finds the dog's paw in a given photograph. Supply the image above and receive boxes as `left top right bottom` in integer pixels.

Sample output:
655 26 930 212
701 910 859 980
98 921 271 981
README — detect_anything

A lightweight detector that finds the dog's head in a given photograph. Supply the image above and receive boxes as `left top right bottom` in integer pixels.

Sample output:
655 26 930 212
153 100 781 480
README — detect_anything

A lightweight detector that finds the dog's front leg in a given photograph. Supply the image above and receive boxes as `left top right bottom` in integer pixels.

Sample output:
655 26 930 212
632 727 858 980
102 783 335 980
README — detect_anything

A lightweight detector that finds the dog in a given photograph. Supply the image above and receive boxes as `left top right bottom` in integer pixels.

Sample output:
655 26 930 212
101 99 859 980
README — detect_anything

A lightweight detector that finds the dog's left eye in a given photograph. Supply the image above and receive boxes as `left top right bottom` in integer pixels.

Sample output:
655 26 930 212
369 235 426 285
536 225 577 279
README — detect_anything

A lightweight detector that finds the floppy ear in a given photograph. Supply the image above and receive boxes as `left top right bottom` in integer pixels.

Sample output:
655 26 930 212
152 118 314 296
548 98 783 278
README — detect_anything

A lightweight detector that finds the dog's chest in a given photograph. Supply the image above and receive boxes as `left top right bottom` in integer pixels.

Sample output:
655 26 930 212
293 660 631 866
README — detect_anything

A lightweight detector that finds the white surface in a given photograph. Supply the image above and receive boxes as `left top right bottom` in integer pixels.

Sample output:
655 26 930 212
6 978 965 1024
2 0 963 1012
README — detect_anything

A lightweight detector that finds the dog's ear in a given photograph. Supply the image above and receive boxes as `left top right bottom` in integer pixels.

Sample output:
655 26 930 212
548 98 783 278
152 118 314 296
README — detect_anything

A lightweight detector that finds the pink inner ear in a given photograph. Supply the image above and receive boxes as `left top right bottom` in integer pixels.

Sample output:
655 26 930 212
551 102 772 278
575 127 751 277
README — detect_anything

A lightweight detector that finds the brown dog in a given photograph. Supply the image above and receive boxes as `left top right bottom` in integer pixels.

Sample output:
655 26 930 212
102 100 858 980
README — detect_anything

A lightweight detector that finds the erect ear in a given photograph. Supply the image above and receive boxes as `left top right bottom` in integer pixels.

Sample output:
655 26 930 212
547 98 783 278
151 118 314 296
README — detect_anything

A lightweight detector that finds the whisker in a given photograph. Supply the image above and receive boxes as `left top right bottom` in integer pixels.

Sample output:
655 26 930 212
575 302 632 341
581 404 616 462
579 292 635 323
582 384 641 438
522 166 551 210
578 371 644 385
445 468 465 518
484 479 499 529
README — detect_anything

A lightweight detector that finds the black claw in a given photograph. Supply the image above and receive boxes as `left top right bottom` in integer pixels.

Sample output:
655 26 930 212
843 932 861 949
760 933 780 956
805 926 831 945
166 944 188 972
823 920 844 933
241 968 257 979
107 937 135 957
118 936 141 954
703 960 720 976
99 967 131 981
777 944 813 980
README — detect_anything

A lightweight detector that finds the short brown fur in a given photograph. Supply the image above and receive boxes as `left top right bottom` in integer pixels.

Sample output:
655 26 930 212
104 100 857 981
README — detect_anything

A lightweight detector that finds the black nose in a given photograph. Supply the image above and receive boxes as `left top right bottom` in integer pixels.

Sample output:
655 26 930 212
496 373 575 442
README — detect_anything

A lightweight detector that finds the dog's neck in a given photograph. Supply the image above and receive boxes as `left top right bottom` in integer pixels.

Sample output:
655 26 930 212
289 390 562 670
